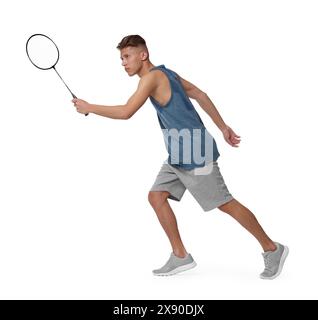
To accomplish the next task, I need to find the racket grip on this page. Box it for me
[72,93,89,116]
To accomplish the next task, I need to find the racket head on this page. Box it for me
[26,34,60,70]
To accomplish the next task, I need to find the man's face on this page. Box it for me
[120,46,145,76]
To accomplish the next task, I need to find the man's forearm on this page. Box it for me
[196,93,227,131]
[89,104,127,119]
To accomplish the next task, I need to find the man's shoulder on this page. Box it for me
[145,68,164,78]
[140,69,162,86]
[150,67,180,80]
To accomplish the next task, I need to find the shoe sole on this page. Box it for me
[260,246,289,280]
[153,261,197,276]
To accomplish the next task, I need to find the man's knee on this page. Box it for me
[148,191,170,209]
[218,198,237,213]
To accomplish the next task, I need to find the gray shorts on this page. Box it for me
[150,161,234,212]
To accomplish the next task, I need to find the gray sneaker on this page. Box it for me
[260,242,289,280]
[152,253,197,276]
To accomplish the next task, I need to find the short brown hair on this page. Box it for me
[116,35,147,50]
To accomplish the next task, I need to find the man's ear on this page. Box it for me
[140,51,148,61]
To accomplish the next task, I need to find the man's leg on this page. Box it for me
[218,198,276,252]
[148,191,188,258]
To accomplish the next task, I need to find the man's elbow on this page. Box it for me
[122,103,142,119]
[197,90,208,100]
[120,105,132,120]
[190,89,207,101]
[122,109,134,120]
[122,113,132,120]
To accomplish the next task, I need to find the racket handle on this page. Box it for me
[72,93,89,116]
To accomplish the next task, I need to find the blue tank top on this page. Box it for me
[149,65,220,170]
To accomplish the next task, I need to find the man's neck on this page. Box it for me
[138,61,155,77]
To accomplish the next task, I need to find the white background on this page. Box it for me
[1,0,317,299]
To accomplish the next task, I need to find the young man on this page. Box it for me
[72,35,289,280]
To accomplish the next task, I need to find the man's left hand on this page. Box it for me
[222,125,241,147]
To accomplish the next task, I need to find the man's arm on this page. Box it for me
[178,76,227,131]
[178,75,241,147]
[72,73,157,119]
